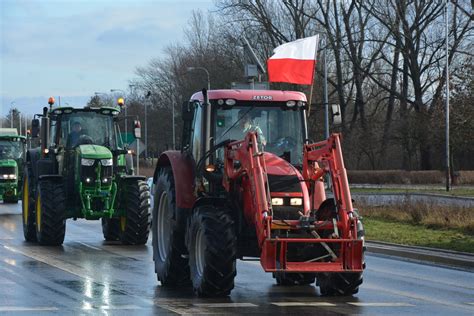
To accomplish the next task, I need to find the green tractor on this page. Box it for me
[23,99,150,245]
[0,129,26,203]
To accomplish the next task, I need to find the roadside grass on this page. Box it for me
[357,202,474,253]
[363,218,474,253]
[351,187,474,197]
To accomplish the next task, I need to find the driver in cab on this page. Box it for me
[67,121,86,148]
[239,110,266,147]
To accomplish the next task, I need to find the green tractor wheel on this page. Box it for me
[117,180,151,245]
[101,217,121,241]
[35,180,66,245]
[22,168,36,242]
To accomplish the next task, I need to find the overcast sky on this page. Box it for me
[0,0,213,115]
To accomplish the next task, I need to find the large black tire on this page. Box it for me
[316,198,364,296]
[274,272,316,286]
[152,168,190,286]
[101,217,121,241]
[186,205,237,297]
[118,180,151,245]
[3,194,19,203]
[35,180,66,245]
[22,168,36,242]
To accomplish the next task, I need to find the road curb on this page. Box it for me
[366,241,474,270]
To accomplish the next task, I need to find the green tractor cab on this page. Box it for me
[23,101,150,245]
[0,132,26,203]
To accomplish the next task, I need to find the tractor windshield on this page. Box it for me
[0,140,23,160]
[57,112,118,149]
[215,106,305,165]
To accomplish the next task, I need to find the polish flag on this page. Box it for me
[267,35,319,85]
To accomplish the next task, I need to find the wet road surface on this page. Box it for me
[1,202,473,315]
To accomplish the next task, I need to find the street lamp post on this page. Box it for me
[187,66,211,90]
[445,0,450,191]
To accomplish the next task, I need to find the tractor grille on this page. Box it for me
[0,166,15,174]
[101,165,113,185]
[81,163,96,185]
[0,166,16,183]
[267,175,302,193]
[81,161,113,186]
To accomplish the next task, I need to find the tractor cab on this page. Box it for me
[0,132,26,203]
[183,90,308,185]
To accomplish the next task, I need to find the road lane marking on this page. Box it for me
[193,303,258,308]
[100,305,142,310]
[78,241,102,251]
[0,307,59,312]
[272,302,335,307]
[466,303,474,305]
[348,302,415,307]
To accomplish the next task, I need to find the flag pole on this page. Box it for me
[307,34,320,117]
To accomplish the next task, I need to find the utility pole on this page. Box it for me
[445,0,450,191]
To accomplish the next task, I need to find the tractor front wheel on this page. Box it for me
[152,168,190,286]
[22,168,36,242]
[273,272,316,286]
[316,198,364,296]
[35,180,66,245]
[186,205,237,297]
[101,217,121,241]
[118,180,150,245]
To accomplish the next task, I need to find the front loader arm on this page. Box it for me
[303,133,355,238]
[223,132,272,246]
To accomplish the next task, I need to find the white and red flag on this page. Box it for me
[267,35,319,85]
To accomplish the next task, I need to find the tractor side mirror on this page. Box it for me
[31,119,40,138]
[331,104,342,126]
[133,120,141,139]
[182,101,194,122]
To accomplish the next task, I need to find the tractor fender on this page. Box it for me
[38,175,63,182]
[26,148,41,184]
[154,150,196,209]
[118,175,146,182]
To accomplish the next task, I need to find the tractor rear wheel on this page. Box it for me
[22,168,36,242]
[101,217,121,241]
[274,272,316,286]
[35,180,66,245]
[152,168,190,286]
[119,180,151,245]
[316,198,364,296]
[186,205,237,297]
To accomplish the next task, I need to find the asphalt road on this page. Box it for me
[0,202,473,315]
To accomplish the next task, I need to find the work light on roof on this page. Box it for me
[225,99,236,106]
[286,100,296,108]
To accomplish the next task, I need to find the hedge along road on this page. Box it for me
[0,202,473,315]
[352,192,474,208]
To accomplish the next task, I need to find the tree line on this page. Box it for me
[88,0,474,170]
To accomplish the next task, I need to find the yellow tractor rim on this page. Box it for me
[36,193,41,232]
[120,216,127,232]
[23,176,28,223]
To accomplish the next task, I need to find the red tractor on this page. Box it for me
[152,89,364,296]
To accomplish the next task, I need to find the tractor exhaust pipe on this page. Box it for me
[40,107,50,158]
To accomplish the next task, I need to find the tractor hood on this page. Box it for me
[264,152,301,177]
[78,144,113,159]
[0,159,17,168]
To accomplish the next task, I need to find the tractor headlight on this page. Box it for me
[101,158,113,166]
[290,198,303,206]
[1,174,16,179]
[81,158,95,166]
[271,198,284,206]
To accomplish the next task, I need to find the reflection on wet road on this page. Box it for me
[1,202,473,315]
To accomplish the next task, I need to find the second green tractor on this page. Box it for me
[23,99,150,245]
